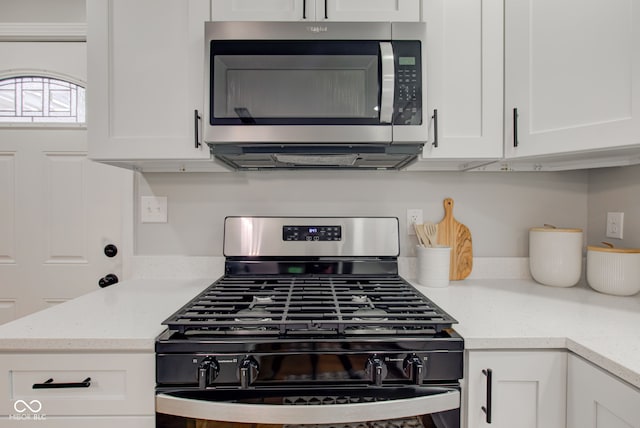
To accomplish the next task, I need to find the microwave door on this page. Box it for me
[206,40,393,144]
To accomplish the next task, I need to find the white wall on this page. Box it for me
[135,170,589,257]
[587,164,640,248]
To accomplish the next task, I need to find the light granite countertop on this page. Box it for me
[0,275,639,389]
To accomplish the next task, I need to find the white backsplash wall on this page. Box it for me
[587,164,640,248]
[135,170,588,257]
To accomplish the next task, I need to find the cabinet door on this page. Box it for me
[466,351,566,428]
[504,0,640,158]
[211,0,309,21]
[567,354,640,428]
[420,0,503,162]
[87,0,211,162]
[320,0,420,22]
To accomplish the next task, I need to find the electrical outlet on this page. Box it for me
[606,212,624,239]
[141,196,168,223]
[407,209,423,235]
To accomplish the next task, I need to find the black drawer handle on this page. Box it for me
[194,109,201,148]
[324,0,328,19]
[432,109,439,148]
[33,377,91,389]
[481,368,493,423]
[513,108,519,147]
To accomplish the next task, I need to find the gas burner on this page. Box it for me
[234,308,273,323]
[351,308,389,322]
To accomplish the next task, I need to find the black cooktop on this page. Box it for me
[162,275,457,337]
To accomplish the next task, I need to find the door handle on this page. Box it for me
[98,274,119,288]
[33,377,91,389]
[194,109,201,148]
[432,109,439,147]
[481,368,493,423]
[513,108,519,148]
[379,42,395,124]
[302,0,307,19]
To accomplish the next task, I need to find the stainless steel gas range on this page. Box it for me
[155,217,463,428]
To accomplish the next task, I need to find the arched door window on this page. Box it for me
[0,76,85,124]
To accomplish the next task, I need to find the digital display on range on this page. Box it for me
[283,225,342,241]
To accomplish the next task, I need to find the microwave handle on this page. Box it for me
[379,42,395,124]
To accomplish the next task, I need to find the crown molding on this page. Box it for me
[0,22,86,41]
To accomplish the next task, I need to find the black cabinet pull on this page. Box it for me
[324,0,328,19]
[194,109,201,148]
[33,377,91,389]
[432,109,439,147]
[513,108,519,147]
[481,368,493,423]
[303,0,306,19]
[98,274,119,288]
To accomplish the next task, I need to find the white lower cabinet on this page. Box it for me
[567,353,640,428]
[465,350,566,428]
[0,353,155,422]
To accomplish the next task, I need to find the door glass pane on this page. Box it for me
[0,76,85,124]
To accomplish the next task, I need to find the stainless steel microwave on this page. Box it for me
[203,21,427,170]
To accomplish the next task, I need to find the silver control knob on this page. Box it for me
[238,356,259,389]
[198,357,220,389]
[403,354,424,385]
[365,355,388,386]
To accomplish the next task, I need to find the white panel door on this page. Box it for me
[505,0,640,158]
[0,42,130,322]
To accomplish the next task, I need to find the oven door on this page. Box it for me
[156,386,460,428]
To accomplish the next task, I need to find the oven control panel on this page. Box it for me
[283,225,342,242]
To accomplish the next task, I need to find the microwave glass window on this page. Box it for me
[213,55,379,120]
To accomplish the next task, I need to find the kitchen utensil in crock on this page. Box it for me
[423,222,438,248]
[436,198,473,280]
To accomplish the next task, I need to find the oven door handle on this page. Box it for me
[379,41,395,124]
[156,387,459,425]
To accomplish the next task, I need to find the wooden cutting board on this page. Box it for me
[436,198,473,280]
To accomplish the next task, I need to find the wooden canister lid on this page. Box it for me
[587,245,640,254]
[529,226,583,233]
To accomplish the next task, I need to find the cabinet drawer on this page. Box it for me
[1,415,154,428]
[0,353,154,416]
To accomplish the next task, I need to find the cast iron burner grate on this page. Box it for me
[162,275,456,336]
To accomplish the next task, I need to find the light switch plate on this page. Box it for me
[141,196,168,223]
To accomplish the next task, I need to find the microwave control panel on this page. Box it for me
[393,41,422,126]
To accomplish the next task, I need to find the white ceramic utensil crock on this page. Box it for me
[529,227,583,287]
[587,245,640,296]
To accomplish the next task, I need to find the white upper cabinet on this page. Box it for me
[415,0,503,167]
[88,0,219,172]
[504,0,640,159]
[211,0,420,22]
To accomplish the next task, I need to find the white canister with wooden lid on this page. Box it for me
[587,244,640,296]
[529,226,583,287]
